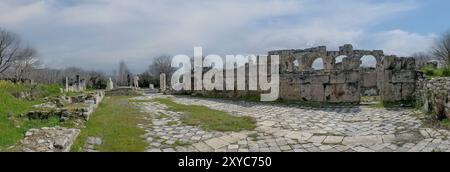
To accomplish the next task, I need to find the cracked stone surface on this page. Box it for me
[133,94,450,152]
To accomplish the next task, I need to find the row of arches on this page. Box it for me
[291,55,378,70]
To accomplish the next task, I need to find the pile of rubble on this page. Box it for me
[17,127,80,152]
[15,91,104,152]
[27,91,104,123]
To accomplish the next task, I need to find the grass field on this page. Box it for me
[71,96,148,152]
[0,81,63,150]
[153,98,256,132]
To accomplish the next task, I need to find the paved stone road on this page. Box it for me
[133,94,450,152]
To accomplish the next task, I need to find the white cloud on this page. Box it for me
[0,0,437,72]
[369,30,436,56]
[0,0,49,27]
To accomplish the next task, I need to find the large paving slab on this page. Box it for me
[132,94,450,152]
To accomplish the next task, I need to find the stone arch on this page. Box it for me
[334,55,347,64]
[304,53,326,70]
[284,54,296,72]
[333,55,348,70]
[293,59,300,71]
[360,55,377,69]
[359,55,380,97]
[293,59,300,67]
[312,58,325,70]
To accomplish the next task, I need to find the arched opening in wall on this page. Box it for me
[360,55,377,69]
[334,55,347,69]
[293,59,300,71]
[359,55,379,103]
[293,59,300,67]
[312,58,324,70]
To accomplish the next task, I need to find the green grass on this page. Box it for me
[0,81,64,150]
[128,99,153,103]
[166,121,178,126]
[153,98,256,132]
[422,65,450,78]
[442,119,450,128]
[172,140,191,147]
[157,112,169,119]
[248,133,259,141]
[71,96,148,152]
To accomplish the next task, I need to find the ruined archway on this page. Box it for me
[312,58,325,70]
[333,55,348,70]
[293,59,300,71]
[359,55,379,100]
[360,55,377,69]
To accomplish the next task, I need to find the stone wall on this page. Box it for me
[378,56,418,102]
[360,68,378,96]
[279,70,360,102]
[170,44,418,103]
[419,77,450,120]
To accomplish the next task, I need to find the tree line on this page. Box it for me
[0,27,173,89]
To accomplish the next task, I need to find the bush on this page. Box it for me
[442,65,450,76]
[421,65,450,77]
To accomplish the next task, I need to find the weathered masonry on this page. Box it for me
[172,44,419,103]
[273,44,417,103]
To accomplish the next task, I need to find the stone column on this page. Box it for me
[76,75,80,92]
[65,77,69,92]
[160,73,166,92]
[80,79,85,91]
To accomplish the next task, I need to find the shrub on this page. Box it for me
[421,65,450,77]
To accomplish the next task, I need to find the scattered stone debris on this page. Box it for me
[12,91,105,152]
[27,91,104,125]
[105,87,143,96]
[17,127,80,152]
[83,137,103,152]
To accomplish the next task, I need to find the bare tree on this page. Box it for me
[433,31,450,65]
[0,28,22,75]
[412,52,435,69]
[28,68,62,84]
[86,70,107,89]
[149,55,174,77]
[11,46,41,80]
[116,60,130,86]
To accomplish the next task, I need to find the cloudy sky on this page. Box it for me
[0,0,449,73]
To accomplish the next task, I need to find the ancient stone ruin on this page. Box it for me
[64,75,87,92]
[419,77,450,120]
[17,127,80,152]
[169,44,418,104]
[160,73,167,92]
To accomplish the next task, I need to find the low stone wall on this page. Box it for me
[105,87,143,96]
[420,77,450,120]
